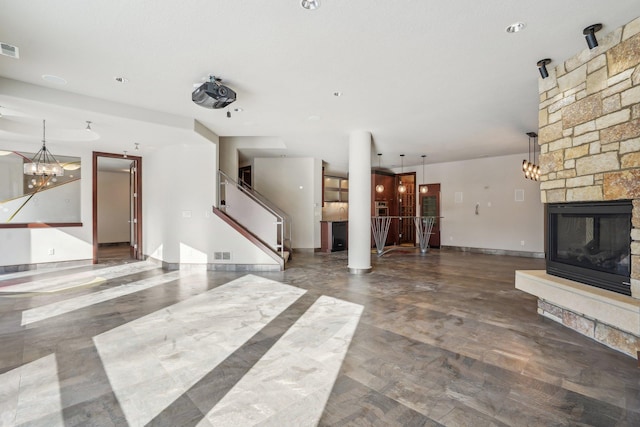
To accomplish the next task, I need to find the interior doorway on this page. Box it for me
[420,183,441,248]
[238,165,252,187]
[92,152,142,264]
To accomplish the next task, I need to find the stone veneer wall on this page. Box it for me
[538,16,640,299]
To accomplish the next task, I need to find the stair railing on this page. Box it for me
[217,170,292,260]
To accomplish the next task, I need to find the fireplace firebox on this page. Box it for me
[546,201,632,296]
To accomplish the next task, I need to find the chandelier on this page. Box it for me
[23,120,64,185]
[522,131,540,181]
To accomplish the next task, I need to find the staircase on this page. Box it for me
[216,171,292,269]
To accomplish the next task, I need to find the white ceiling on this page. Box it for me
[0,0,638,174]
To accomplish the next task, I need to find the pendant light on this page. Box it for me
[398,154,406,193]
[522,132,540,181]
[375,153,384,193]
[420,154,428,194]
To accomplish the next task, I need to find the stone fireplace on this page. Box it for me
[516,16,640,358]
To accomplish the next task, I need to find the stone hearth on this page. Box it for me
[516,270,640,358]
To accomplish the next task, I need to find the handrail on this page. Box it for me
[217,170,292,260]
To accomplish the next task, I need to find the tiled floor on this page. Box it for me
[0,249,638,426]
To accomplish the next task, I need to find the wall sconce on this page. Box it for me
[398,154,406,193]
[583,23,602,49]
[522,132,540,181]
[537,58,551,79]
[375,153,385,193]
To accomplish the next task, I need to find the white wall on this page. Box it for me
[218,138,239,181]
[0,144,94,267]
[142,140,278,266]
[406,153,544,253]
[0,127,279,268]
[225,182,279,248]
[0,154,23,200]
[253,157,322,249]
[218,136,287,183]
[0,180,81,223]
[97,170,130,244]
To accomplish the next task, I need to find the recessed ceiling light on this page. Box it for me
[506,22,526,33]
[333,91,342,97]
[301,0,319,10]
[114,76,129,84]
[42,74,67,85]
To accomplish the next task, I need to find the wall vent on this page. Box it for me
[214,252,232,260]
[1,42,19,59]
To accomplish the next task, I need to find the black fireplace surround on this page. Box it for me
[547,201,632,296]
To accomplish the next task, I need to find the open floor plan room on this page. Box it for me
[1,250,638,426]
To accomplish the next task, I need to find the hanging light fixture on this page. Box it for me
[522,132,540,181]
[23,119,64,182]
[375,153,385,193]
[420,155,428,194]
[398,154,406,193]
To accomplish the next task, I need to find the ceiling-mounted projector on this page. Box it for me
[192,77,236,109]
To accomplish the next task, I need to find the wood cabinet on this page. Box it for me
[420,183,441,248]
[371,173,396,208]
[371,171,398,246]
[324,175,348,203]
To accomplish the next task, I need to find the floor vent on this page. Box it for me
[1,42,19,59]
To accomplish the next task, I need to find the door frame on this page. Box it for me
[92,151,143,263]
[419,183,441,248]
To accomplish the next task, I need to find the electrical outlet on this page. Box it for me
[520,240,525,246]
[48,248,55,255]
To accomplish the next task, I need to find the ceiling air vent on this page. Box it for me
[1,42,19,59]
